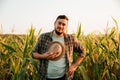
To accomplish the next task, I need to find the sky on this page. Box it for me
[0,0,120,35]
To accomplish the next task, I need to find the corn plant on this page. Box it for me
[0,27,41,80]
[73,18,120,80]
[0,18,120,80]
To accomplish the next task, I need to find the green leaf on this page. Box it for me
[0,41,16,52]
[79,65,89,80]
[76,23,81,38]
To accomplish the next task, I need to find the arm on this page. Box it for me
[32,52,47,60]
[32,34,58,60]
[72,35,86,67]
[67,36,86,75]
[32,51,60,60]
[67,52,85,76]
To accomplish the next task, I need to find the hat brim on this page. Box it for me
[47,41,65,61]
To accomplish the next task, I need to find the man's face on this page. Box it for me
[54,19,68,35]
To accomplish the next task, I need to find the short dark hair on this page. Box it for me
[55,15,69,21]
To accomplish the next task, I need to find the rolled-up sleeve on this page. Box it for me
[73,36,86,57]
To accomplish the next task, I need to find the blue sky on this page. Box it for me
[0,0,120,35]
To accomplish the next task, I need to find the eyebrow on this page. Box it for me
[58,21,66,26]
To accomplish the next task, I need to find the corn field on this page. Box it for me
[0,19,120,80]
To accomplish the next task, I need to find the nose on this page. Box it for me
[59,24,63,28]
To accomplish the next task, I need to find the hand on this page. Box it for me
[66,64,78,76]
[42,52,58,60]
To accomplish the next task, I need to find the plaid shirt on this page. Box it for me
[32,31,85,80]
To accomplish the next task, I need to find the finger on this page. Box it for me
[47,54,56,60]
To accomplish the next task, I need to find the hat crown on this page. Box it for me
[48,43,62,55]
[47,41,65,60]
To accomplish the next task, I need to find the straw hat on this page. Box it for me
[47,41,65,61]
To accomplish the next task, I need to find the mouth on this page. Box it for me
[57,27,62,30]
[55,29,63,35]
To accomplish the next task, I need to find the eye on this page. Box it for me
[58,22,65,26]
[58,22,62,25]
[62,23,65,26]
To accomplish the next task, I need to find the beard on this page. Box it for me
[55,29,63,35]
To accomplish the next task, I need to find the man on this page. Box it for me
[32,15,86,80]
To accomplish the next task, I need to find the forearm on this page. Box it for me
[67,55,85,76]
[73,45,86,69]
[73,55,85,69]
[32,52,45,60]
[74,43,86,67]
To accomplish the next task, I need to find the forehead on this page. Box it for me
[56,19,68,24]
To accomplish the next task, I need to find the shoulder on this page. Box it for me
[38,31,52,40]
[64,33,73,38]
[41,32,51,36]
[65,33,76,40]
[40,31,52,37]
[64,33,76,43]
